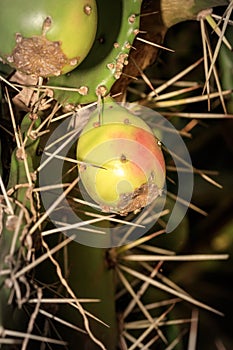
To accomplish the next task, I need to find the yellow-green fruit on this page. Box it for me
[0,0,97,77]
[77,103,166,215]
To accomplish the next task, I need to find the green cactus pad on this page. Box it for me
[48,0,141,105]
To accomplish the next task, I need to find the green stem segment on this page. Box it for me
[59,244,117,350]
[161,0,229,27]
[0,115,41,331]
[49,0,141,105]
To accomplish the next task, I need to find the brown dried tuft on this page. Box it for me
[7,34,79,77]
[118,182,161,216]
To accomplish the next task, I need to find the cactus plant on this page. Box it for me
[0,1,232,350]
[0,0,97,77]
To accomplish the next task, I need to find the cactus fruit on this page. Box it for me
[77,102,166,215]
[0,0,97,77]
[49,0,141,105]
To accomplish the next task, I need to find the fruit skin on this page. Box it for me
[0,0,97,77]
[77,102,166,215]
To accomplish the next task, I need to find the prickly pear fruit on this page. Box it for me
[77,102,166,215]
[0,0,97,77]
